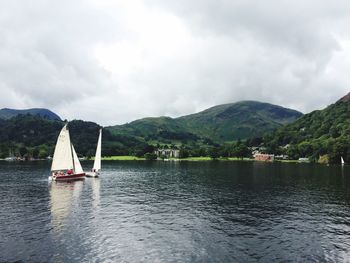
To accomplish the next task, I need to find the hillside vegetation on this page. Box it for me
[108,101,302,144]
[264,93,350,163]
[0,100,303,160]
[0,115,149,159]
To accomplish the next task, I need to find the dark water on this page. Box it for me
[1,161,350,262]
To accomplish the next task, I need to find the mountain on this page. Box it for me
[0,100,304,159]
[108,101,303,144]
[178,101,303,141]
[264,92,350,163]
[0,108,62,121]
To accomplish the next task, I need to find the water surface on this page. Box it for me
[1,161,350,262]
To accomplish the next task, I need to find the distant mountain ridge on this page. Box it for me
[108,101,303,143]
[0,108,61,121]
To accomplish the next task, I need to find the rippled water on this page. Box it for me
[1,161,350,262]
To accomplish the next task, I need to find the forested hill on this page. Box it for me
[178,101,302,141]
[0,115,149,159]
[0,100,303,159]
[0,108,61,121]
[264,92,350,163]
[108,101,303,143]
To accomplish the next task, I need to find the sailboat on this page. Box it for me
[86,128,102,178]
[50,124,86,181]
[341,156,345,166]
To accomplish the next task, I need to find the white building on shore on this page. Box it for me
[155,149,180,159]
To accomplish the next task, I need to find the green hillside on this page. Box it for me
[0,115,148,159]
[0,108,62,121]
[108,101,303,144]
[109,116,203,146]
[178,101,302,141]
[0,101,303,159]
[264,93,350,163]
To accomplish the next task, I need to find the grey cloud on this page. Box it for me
[0,0,118,114]
[0,0,349,125]
[144,0,350,110]
[147,0,346,66]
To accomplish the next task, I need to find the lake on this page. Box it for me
[1,161,350,262]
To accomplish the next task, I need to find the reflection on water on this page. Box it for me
[91,178,100,209]
[49,181,84,232]
[1,161,350,262]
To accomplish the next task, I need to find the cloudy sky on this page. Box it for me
[1,0,350,125]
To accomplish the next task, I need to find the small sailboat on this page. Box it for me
[341,156,345,166]
[86,129,102,178]
[50,124,86,181]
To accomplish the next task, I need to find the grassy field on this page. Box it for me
[222,157,253,161]
[275,159,307,163]
[101,156,145,161]
[178,157,211,161]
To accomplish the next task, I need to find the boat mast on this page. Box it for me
[70,143,75,172]
[68,124,76,172]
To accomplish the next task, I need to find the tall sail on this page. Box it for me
[72,145,84,174]
[51,124,74,171]
[93,129,102,171]
[341,156,345,165]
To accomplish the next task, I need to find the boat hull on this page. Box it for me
[52,173,86,181]
[86,172,99,178]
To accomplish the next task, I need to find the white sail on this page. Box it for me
[72,145,84,174]
[51,124,74,171]
[341,156,345,165]
[93,129,102,171]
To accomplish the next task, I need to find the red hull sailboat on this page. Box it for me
[50,124,86,181]
[52,172,86,181]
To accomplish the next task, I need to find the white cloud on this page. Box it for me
[0,0,350,125]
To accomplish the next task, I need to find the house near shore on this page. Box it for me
[251,147,268,156]
[254,153,275,162]
[155,149,180,159]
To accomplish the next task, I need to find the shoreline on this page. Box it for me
[0,156,312,164]
[99,156,307,163]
